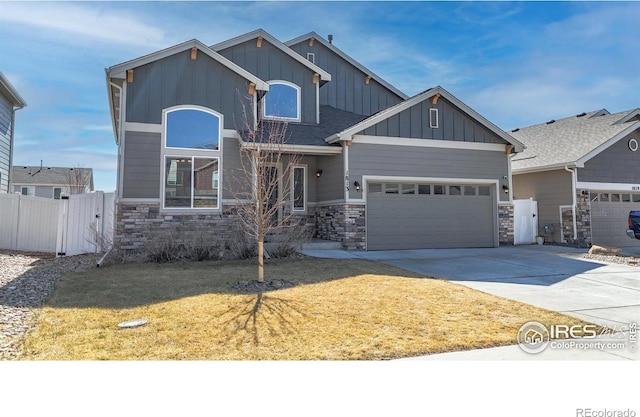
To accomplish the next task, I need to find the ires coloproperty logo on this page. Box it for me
[517,321,550,353]
[517,321,637,354]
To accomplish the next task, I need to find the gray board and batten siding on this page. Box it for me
[287,40,404,116]
[347,143,510,202]
[0,94,12,193]
[125,49,255,128]
[216,39,318,124]
[360,96,509,144]
[578,129,640,184]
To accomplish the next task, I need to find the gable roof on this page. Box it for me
[284,32,408,100]
[12,166,94,190]
[106,39,269,91]
[211,29,331,83]
[324,86,524,151]
[0,72,26,108]
[510,109,640,173]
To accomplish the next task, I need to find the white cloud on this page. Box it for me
[0,3,168,48]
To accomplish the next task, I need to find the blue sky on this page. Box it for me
[1,1,639,192]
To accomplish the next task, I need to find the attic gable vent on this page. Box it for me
[546,119,556,125]
[576,112,587,117]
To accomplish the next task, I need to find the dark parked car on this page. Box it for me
[627,211,640,239]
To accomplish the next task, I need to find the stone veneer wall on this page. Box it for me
[314,203,366,250]
[575,190,592,246]
[498,203,514,245]
[115,203,240,253]
[115,202,314,256]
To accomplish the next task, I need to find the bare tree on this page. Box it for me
[64,166,91,195]
[229,103,303,282]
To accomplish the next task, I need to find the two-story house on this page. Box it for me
[0,72,26,194]
[106,29,523,253]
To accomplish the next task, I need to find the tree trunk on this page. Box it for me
[258,238,264,282]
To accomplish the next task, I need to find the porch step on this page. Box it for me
[299,239,343,250]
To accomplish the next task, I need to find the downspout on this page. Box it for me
[7,105,25,193]
[564,166,578,241]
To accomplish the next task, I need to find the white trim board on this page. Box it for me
[354,135,508,152]
[577,182,640,192]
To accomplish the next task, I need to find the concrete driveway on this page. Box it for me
[302,244,640,359]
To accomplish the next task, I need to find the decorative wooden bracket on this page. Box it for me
[257,36,263,48]
[248,82,256,96]
[505,144,514,154]
[312,73,320,84]
[431,93,440,105]
[345,140,352,147]
[127,69,134,83]
[365,76,372,85]
[190,47,198,60]
[309,37,315,47]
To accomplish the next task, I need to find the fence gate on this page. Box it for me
[513,198,538,245]
[0,192,114,256]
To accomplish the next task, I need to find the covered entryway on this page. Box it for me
[366,181,497,250]
[590,191,640,247]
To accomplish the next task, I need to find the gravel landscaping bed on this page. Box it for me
[0,251,99,360]
[580,253,640,267]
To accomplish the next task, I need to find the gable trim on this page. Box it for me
[576,121,640,167]
[325,86,524,152]
[614,108,640,125]
[107,39,269,91]
[354,135,509,152]
[211,29,331,82]
[284,32,408,100]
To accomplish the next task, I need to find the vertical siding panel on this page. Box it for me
[387,113,400,137]
[410,105,422,139]
[398,109,411,137]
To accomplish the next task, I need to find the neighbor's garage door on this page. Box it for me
[590,191,640,247]
[367,182,497,250]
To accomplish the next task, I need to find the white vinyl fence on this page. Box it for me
[0,192,114,256]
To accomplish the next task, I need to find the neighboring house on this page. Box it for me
[0,72,27,194]
[12,166,94,198]
[106,29,523,252]
[511,109,640,247]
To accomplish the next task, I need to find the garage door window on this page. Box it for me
[418,184,431,195]
[369,182,493,197]
[401,184,415,194]
[369,183,382,194]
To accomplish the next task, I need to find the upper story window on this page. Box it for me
[166,108,221,150]
[263,81,301,122]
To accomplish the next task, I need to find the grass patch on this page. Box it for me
[22,257,586,360]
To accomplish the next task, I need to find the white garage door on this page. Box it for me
[590,191,640,247]
[367,182,497,250]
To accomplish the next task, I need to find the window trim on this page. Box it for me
[306,53,315,64]
[163,156,220,210]
[291,165,307,213]
[429,108,439,129]
[161,105,223,212]
[164,106,223,151]
[263,80,302,122]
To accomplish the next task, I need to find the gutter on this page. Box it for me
[564,166,578,242]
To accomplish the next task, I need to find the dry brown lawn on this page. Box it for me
[22,257,586,360]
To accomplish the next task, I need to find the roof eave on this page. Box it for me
[107,39,269,91]
[0,72,27,108]
[512,163,578,175]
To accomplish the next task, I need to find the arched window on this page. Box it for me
[166,108,220,150]
[163,107,222,210]
[263,81,301,121]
